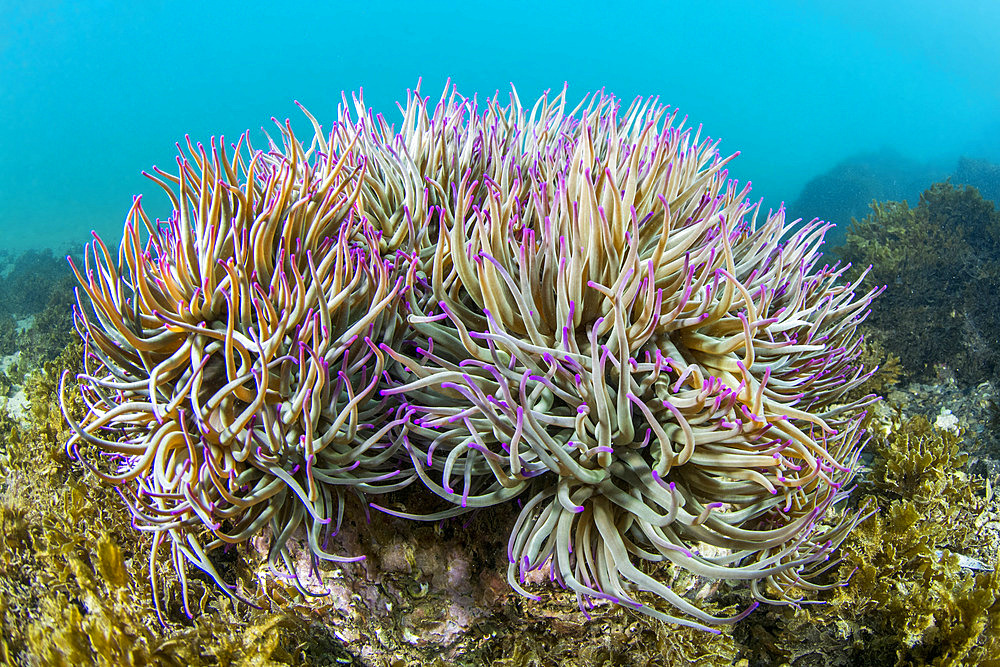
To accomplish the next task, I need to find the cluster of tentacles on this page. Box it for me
[62,83,880,630]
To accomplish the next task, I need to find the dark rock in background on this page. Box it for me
[789,147,947,248]
[954,156,1000,206]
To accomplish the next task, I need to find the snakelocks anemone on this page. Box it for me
[62,83,879,631]
[369,86,880,631]
[61,123,413,621]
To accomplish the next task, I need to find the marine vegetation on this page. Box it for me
[808,415,998,667]
[60,83,879,634]
[710,413,999,667]
[0,248,76,319]
[836,416,999,665]
[837,182,1000,384]
[0,249,76,372]
[0,344,358,666]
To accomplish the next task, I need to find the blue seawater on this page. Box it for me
[1,0,998,254]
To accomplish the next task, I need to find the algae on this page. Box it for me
[838,182,1000,384]
[0,238,996,665]
[0,343,355,667]
[811,416,997,666]
[3,342,996,665]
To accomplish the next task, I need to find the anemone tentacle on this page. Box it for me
[63,83,877,629]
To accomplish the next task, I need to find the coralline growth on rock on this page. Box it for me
[61,83,880,631]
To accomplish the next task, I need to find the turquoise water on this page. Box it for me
[2,0,999,254]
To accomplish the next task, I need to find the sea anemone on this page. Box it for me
[372,86,880,631]
[61,83,879,632]
[60,123,412,621]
